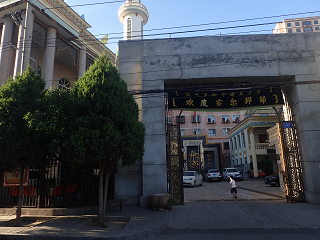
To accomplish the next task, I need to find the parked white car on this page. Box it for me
[223,168,242,181]
[205,169,222,182]
[183,171,203,187]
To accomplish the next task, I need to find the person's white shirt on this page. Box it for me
[230,179,236,188]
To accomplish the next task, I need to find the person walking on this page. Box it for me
[229,176,237,198]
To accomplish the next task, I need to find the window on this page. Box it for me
[223,128,230,136]
[314,20,319,24]
[176,116,185,123]
[141,21,143,39]
[166,117,172,124]
[261,113,268,116]
[193,129,200,135]
[233,115,240,122]
[208,129,216,136]
[224,142,229,150]
[296,28,301,32]
[192,115,201,123]
[59,78,70,90]
[127,18,132,40]
[287,23,292,27]
[288,29,293,33]
[207,115,215,123]
[180,129,185,136]
[302,21,312,26]
[295,22,300,26]
[222,115,229,123]
[304,27,313,32]
[315,26,320,31]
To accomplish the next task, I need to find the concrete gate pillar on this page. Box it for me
[0,15,14,85]
[249,127,258,178]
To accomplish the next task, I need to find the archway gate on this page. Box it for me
[166,85,304,203]
[118,33,320,206]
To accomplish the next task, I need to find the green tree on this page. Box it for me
[0,66,45,226]
[72,55,145,227]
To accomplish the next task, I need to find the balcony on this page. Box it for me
[248,143,275,155]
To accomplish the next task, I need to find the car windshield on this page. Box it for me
[209,170,219,173]
[227,169,238,172]
[184,172,195,176]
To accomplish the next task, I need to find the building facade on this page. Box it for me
[228,115,279,178]
[273,16,320,34]
[0,0,116,88]
[167,110,246,171]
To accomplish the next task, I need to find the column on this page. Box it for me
[0,15,14,85]
[77,46,86,79]
[13,11,26,77]
[43,27,56,89]
[249,127,258,177]
[21,3,34,73]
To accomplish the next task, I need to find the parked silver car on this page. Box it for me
[205,169,222,182]
[223,168,242,181]
[183,171,203,187]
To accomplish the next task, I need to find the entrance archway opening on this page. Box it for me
[165,76,304,204]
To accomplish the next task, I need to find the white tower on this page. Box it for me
[118,0,149,40]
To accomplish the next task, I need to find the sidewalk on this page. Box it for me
[0,179,316,240]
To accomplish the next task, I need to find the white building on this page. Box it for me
[228,114,279,178]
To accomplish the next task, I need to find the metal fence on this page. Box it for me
[0,161,108,208]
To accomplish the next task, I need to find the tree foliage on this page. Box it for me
[72,55,145,226]
[0,66,46,168]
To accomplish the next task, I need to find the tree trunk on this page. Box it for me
[98,168,104,227]
[16,166,24,226]
[103,172,109,220]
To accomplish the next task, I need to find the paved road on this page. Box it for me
[149,179,320,240]
[184,178,285,202]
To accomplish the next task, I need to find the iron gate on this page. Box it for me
[166,124,183,204]
[278,121,305,202]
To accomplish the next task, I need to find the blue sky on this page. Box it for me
[64,0,320,54]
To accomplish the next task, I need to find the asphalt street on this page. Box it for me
[149,179,320,240]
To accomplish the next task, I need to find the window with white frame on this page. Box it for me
[193,129,200,135]
[207,115,215,123]
[296,28,301,32]
[314,20,319,24]
[223,128,230,136]
[180,129,185,136]
[233,115,240,122]
[59,78,70,90]
[288,29,293,33]
[222,115,229,123]
[287,23,292,27]
[295,22,300,26]
[208,129,216,136]
[315,26,320,31]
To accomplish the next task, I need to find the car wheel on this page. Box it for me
[193,181,197,187]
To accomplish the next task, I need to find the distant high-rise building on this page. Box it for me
[273,16,320,34]
[118,0,149,40]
